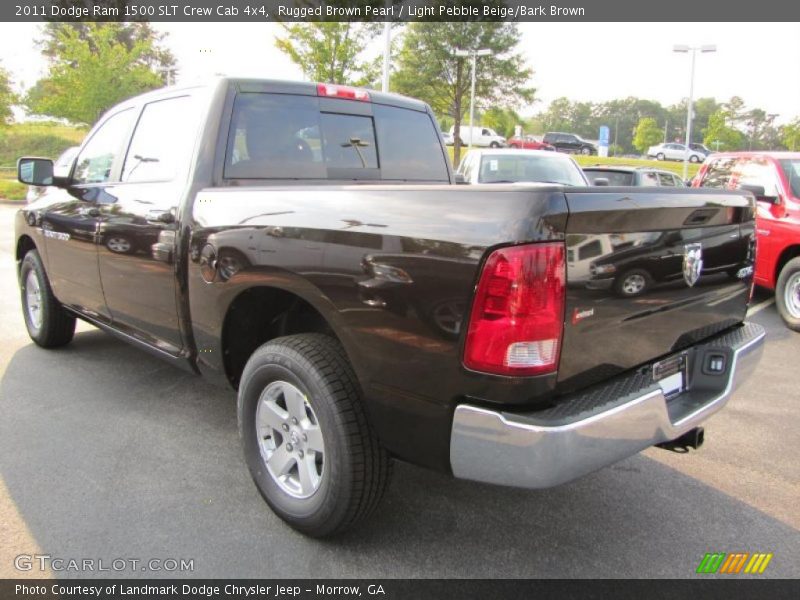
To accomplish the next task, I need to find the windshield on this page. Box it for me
[780,159,800,198]
[584,170,633,185]
[478,154,588,186]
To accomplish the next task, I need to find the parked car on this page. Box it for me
[449,125,506,148]
[507,134,555,151]
[543,132,597,155]
[456,148,589,186]
[16,78,764,537]
[441,131,454,146]
[690,143,712,157]
[693,151,800,330]
[583,166,686,187]
[647,142,706,163]
[26,146,80,202]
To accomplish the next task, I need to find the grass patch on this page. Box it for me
[0,179,27,201]
[0,122,86,168]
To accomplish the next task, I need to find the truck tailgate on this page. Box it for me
[558,188,755,393]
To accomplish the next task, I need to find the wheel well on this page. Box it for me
[775,245,800,284]
[16,235,36,267]
[222,286,337,389]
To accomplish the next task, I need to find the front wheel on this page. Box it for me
[19,250,76,347]
[613,269,652,297]
[238,334,392,537]
[656,153,665,161]
[689,154,701,163]
[489,141,500,148]
[581,146,592,155]
[775,257,800,332]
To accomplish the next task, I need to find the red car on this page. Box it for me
[507,135,555,151]
[693,152,800,330]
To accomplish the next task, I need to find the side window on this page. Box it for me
[657,172,676,187]
[640,172,659,187]
[698,158,736,189]
[737,158,780,197]
[578,239,603,260]
[72,109,135,185]
[672,174,685,187]
[122,96,198,183]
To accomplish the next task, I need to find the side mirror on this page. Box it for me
[593,178,610,187]
[18,157,55,186]
[739,184,779,204]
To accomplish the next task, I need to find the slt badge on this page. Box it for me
[683,243,703,287]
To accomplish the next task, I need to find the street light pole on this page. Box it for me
[673,44,716,180]
[454,48,491,150]
[381,0,392,93]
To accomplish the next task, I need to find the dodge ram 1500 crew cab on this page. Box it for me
[16,78,765,537]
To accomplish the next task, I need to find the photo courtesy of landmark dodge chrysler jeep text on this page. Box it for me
[16,79,765,537]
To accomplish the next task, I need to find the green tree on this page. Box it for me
[26,24,169,125]
[39,21,175,74]
[0,64,16,126]
[632,117,663,154]
[481,107,521,138]
[782,119,800,151]
[393,21,534,164]
[703,111,745,151]
[275,22,381,86]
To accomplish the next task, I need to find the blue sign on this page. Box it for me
[599,125,610,147]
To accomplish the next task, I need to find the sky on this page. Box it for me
[0,21,798,123]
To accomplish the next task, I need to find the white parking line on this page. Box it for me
[746,297,775,317]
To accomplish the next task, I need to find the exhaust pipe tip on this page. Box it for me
[656,427,705,453]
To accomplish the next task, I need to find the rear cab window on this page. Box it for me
[224,92,448,182]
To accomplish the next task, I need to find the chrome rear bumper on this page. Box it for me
[450,322,765,489]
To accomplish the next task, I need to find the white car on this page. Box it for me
[456,148,589,186]
[449,125,506,148]
[441,131,454,146]
[647,142,706,163]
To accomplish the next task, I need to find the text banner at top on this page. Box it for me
[4,0,800,22]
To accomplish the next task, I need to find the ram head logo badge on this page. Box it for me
[683,243,703,287]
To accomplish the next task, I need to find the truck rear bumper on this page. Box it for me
[450,322,765,489]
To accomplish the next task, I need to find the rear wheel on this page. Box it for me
[614,269,652,297]
[19,250,75,347]
[238,333,392,537]
[775,257,800,332]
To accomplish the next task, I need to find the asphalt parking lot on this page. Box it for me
[0,202,797,579]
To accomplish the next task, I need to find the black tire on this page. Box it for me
[238,333,392,537]
[689,154,701,163]
[19,249,76,348]
[613,268,653,298]
[775,257,800,332]
[656,153,665,161]
[489,141,500,148]
[581,146,592,155]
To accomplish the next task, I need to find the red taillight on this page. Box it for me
[317,83,370,101]
[464,242,566,377]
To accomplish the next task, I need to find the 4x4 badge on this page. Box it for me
[683,243,703,287]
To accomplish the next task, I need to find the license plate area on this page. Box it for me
[653,353,688,398]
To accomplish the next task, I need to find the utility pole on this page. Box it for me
[673,44,716,180]
[453,48,492,149]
